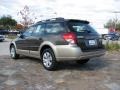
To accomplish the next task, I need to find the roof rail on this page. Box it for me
[45,17,64,21]
[36,17,65,24]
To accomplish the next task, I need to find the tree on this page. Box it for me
[104,18,120,31]
[0,15,17,30]
[16,24,24,30]
[18,5,36,28]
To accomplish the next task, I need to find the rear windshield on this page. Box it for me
[67,21,98,34]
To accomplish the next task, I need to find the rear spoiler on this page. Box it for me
[67,19,89,24]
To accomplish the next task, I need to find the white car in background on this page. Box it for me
[0,35,5,42]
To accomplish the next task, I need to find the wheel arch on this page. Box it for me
[9,42,17,51]
[39,42,57,59]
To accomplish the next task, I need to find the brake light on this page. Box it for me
[63,32,77,44]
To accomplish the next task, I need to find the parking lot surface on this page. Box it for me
[0,39,120,90]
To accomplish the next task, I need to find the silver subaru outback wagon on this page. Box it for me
[10,18,105,70]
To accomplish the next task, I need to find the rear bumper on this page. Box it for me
[55,45,106,61]
[78,50,105,59]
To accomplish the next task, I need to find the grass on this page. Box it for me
[105,41,120,51]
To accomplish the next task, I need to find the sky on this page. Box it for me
[0,0,120,29]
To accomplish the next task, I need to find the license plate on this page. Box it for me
[89,40,96,45]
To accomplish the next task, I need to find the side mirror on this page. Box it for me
[20,34,24,39]
[17,32,24,39]
[18,30,26,39]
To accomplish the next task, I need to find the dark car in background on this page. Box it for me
[104,32,120,40]
[0,29,9,35]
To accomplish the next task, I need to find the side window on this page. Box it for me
[45,23,64,34]
[32,24,45,36]
[23,26,35,37]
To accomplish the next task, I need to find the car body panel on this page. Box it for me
[52,45,105,61]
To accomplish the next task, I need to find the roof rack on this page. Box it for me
[46,17,64,21]
[36,18,89,24]
[36,17,65,24]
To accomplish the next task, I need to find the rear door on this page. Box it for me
[67,20,104,52]
[29,24,45,57]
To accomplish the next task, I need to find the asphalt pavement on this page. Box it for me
[0,38,12,56]
[0,39,120,90]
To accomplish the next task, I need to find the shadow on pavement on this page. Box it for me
[57,58,109,71]
[18,56,109,71]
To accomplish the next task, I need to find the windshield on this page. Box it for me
[67,21,98,34]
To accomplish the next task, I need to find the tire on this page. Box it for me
[10,45,19,59]
[41,48,57,71]
[76,59,90,64]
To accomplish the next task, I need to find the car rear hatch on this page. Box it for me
[67,20,104,52]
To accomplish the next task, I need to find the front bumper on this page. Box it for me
[55,45,106,61]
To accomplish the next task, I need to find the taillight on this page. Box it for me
[63,32,77,44]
